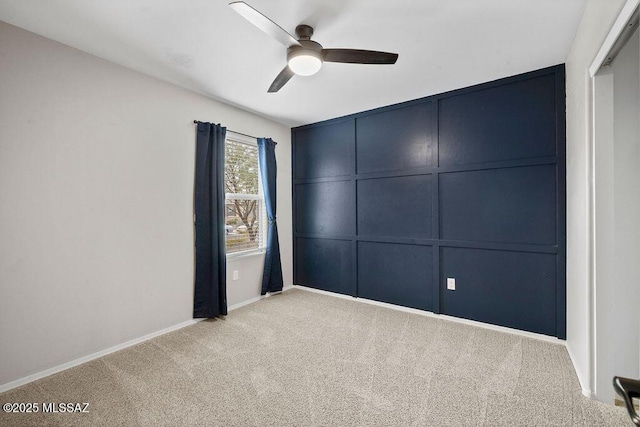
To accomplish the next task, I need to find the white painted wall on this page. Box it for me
[227,253,270,308]
[0,21,292,388]
[565,0,627,396]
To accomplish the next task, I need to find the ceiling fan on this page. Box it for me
[229,1,399,92]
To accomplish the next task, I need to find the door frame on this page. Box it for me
[589,0,640,403]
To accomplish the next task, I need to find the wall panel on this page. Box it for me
[358,242,432,311]
[295,181,354,236]
[292,65,566,338]
[293,119,355,179]
[438,74,557,166]
[440,247,557,336]
[296,238,353,295]
[439,165,557,245]
[358,175,432,239]
[356,102,435,174]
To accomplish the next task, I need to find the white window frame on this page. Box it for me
[224,131,267,259]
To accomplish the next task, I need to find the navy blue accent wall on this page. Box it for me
[292,65,566,338]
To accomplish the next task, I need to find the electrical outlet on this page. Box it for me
[447,277,456,290]
[233,270,239,281]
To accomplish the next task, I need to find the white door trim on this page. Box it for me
[590,0,640,77]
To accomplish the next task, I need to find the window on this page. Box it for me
[224,132,266,255]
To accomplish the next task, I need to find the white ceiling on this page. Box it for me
[0,0,586,127]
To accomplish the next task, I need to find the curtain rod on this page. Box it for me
[193,120,275,144]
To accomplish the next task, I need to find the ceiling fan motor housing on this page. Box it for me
[288,24,323,68]
[287,40,323,62]
[295,24,314,40]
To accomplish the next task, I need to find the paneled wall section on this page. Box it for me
[292,65,566,338]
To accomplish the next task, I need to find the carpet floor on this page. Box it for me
[0,287,631,426]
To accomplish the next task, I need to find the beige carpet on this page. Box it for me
[0,288,631,426]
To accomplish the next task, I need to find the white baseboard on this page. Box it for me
[294,285,565,345]
[228,296,264,311]
[227,285,295,312]
[0,318,205,394]
[582,388,594,398]
[565,344,593,398]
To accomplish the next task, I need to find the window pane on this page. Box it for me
[225,139,259,195]
[226,199,262,254]
[224,136,266,255]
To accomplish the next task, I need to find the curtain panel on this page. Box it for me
[193,122,227,318]
[257,138,284,295]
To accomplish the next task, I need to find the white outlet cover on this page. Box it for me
[233,270,239,280]
[447,277,456,290]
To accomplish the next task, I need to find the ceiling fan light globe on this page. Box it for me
[288,53,322,76]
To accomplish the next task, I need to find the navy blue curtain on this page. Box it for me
[193,122,227,318]
[257,138,283,295]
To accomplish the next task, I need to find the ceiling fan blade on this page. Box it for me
[229,1,301,48]
[322,49,398,64]
[268,66,295,93]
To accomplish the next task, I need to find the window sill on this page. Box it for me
[226,249,266,261]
